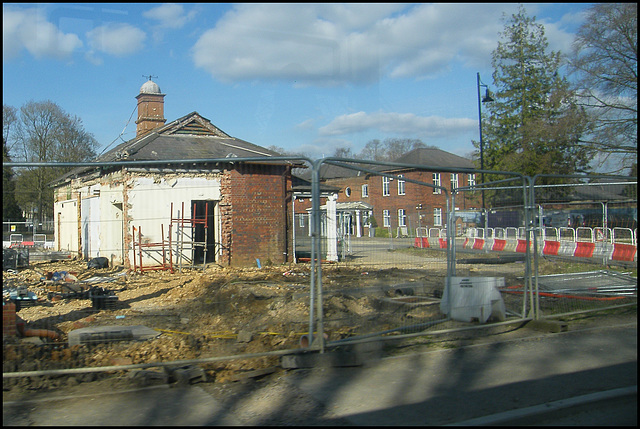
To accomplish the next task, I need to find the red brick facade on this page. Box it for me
[135,93,166,136]
[221,163,292,266]
[295,169,481,232]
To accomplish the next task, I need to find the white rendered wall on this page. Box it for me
[127,176,221,266]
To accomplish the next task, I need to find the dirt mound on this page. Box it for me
[5,260,434,391]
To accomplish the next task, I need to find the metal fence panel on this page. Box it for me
[3,157,637,387]
[301,159,532,348]
[4,157,316,385]
[530,175,637,318]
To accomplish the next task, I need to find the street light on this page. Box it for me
[476,72,493,210]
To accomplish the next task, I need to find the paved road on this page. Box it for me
[3,318,636,425]
[281,322,637,425]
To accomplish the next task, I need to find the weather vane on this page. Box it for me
[143,74,158,81]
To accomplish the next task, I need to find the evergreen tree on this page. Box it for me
[3,139,24,222]
[479,5,592,183]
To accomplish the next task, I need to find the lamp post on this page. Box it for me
[476,72,493,211]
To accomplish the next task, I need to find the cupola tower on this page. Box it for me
[135,76,166,136]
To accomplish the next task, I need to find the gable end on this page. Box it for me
[164,116,229,138]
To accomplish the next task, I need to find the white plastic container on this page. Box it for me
[440,277,506,324]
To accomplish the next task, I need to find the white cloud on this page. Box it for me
[3,6,82,60]
[143,3,196,29]
[295,119,316,130]
[86,23,146,57]
[319,111,476,138]
[192,3,527,86]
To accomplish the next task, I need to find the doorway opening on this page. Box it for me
[192,200,216,264]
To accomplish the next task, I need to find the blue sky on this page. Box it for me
[3,3,593,160]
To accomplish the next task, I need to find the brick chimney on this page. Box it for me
[135,78,166,137]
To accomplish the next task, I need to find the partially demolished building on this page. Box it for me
[51,79,296,268]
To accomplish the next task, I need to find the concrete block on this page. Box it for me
[129,369,169,386]
[236,330,253,343]
[171,365,206,385]
[20,337,44,345]
[68,325,160,346]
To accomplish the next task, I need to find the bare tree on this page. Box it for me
[12,100,97,224]
[358,138,428,161]
[332,147,354,158]
[384,138,426,161]
[266,145,308,158]
[3,104,18,154]
[569,3,637,172]
[359,139,386,161]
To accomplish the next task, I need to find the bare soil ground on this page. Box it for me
[3,252,635,400]
[2,257,451,392]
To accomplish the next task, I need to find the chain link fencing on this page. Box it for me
[2,157,637,387]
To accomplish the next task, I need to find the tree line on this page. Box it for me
[270,137,436,162]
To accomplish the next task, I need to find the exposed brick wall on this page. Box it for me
[219,171,233,266]
[221,164,289,267]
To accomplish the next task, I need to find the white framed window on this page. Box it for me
[362,184,369,198]
[433,173,441,194]
[397,175,405,195]
[434,208,442,226]
[299,214,306,227]
[382,209,391,227]
[468,173,476,187]
[382,177,390,196]
[398,209,407,227]
[450,173,459,190]
[345,187,351,197]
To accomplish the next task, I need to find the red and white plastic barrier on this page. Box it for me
[415,233,637,262]
[611,243,637,262]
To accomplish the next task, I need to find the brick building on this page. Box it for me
[51,79,298,268]
[294,148,481,237]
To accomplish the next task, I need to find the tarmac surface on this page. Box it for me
[3,312,637,426]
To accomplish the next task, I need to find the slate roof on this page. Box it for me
[392,147,475,169]
[297,147,475,181]
[52,112,291,186]
[99,112,281,162]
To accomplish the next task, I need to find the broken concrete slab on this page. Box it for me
[20,336,45,345]
[129,369,169,386]
[236,330,253,343]
[68,325,161,346]
[170,365,206,385]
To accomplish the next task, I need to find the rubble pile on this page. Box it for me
[3,259,446,392]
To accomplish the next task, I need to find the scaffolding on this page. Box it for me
[170,202,209,271]
[131,224,174,273]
